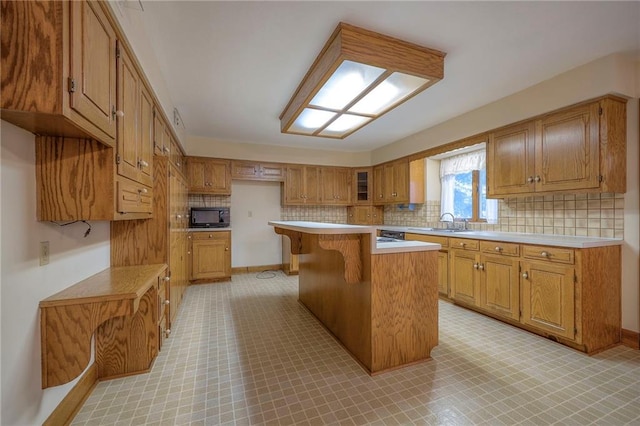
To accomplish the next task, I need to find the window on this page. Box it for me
[440,149,497,223]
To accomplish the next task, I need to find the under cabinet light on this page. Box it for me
[280,22,446,139]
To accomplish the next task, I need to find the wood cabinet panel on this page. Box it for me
[320,167,351,204]
[536,103,600,192]
[479,254,520,321]
[283,165,320,204]
[191,231,231,281]
[352,168,373,204]
[480,241,520,257]
[1,0,117,144]
[487,96,627,198]
[187,157,231,194]
[437,251,449,297]
[116,45,141,184]
[116,179,152,215]
[347,206,383,225]
[521,261,575,340]
[231,161,284,181]
[373,159,423,204]
[450,249,479,306]
[487,121,535,196]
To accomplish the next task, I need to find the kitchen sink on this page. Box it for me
[408,227,471,233]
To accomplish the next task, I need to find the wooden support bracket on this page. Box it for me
[274,227,305,254]
[318,234,363,284]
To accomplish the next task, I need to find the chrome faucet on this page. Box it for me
[440,212,455,229]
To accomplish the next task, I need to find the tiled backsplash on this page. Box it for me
[281,206,348,224]
[385,193,625,239]
[188,194,231,208]
[190,193,624,239]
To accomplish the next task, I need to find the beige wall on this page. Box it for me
[0,121,111,425]
[187,136,371,167]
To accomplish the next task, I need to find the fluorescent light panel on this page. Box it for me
[280,22,445,139]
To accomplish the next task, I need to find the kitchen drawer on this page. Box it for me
[191,231,230,241]
[116,179,152,214]
[522,245,574,264]
[157,277,168,320]
[450,238,479,251]
[480,241,520,257]
[406,233,449,248]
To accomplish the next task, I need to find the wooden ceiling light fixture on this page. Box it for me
[280,22,446,139]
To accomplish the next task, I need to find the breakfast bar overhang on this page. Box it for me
[270,221,441,375]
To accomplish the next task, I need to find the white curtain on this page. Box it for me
[440,150,498,223]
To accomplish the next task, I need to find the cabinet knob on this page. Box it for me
[163,276,170,282]
[459,242,466,247]
[479,263,485,271]
[473,263,479,269]
[164,299,170,305]
[534,176,541,183]
[208,234,213,238]
[139,188,148,194]
[495,246,502,252]
[115,110,124,117]
[527,176,534,183]
[177,214,182,219]
[522,272,529,279]
[165,329,171,337]
[225,247,229,251]
[139,159,149,168]
[177,161,181,167]
[163,146,170,154]
[540,251,549,258]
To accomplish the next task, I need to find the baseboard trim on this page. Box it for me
[621,329,640,350]
[231,264,282,274]
[43,363,97,426]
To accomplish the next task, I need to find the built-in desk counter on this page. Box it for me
[269,221,440,375]
[40,264,168,388]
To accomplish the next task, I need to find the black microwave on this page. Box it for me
[190,207,230,228]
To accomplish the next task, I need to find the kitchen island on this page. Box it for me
[269,221,441,374]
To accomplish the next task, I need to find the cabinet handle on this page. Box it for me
[534,176,541,183]
[495,246,502,252]
[527,176,534,183]
[540,251,549,258]
[473,263,479,269]
[522,272,529,279]
[139,159,149,168]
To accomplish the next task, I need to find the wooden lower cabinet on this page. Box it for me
[157,274,170,350]
[450,249,480,306]
[347,206,384,225]
[520,260,575,340]
[191,231,231,282]
[479,254,520,321]
[418,233,620,354]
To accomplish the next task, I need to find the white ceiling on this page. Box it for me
[136,1,640,153]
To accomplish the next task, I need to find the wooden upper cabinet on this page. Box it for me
[231,161,284,181]
[70,0,117,140]
[116,43,153,188]
[373,159,423,204]
[487,121,536,196]
[283,165,320,205]
[1,0,117,145]
[536,103,599,193]
[187,157,231,194]
[487,96,626,198]
[153,112,169,156]
[320,167,351,205]
[170,137,184,172]
[352,168,373,205]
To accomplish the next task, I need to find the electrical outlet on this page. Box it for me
[248,210,253,218]
[40,241,50,266]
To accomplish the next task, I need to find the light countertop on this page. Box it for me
[269,221,441,254]
[379,225,623,249]
[188,227,232,232]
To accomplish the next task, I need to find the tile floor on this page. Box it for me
[73,272,640,425]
